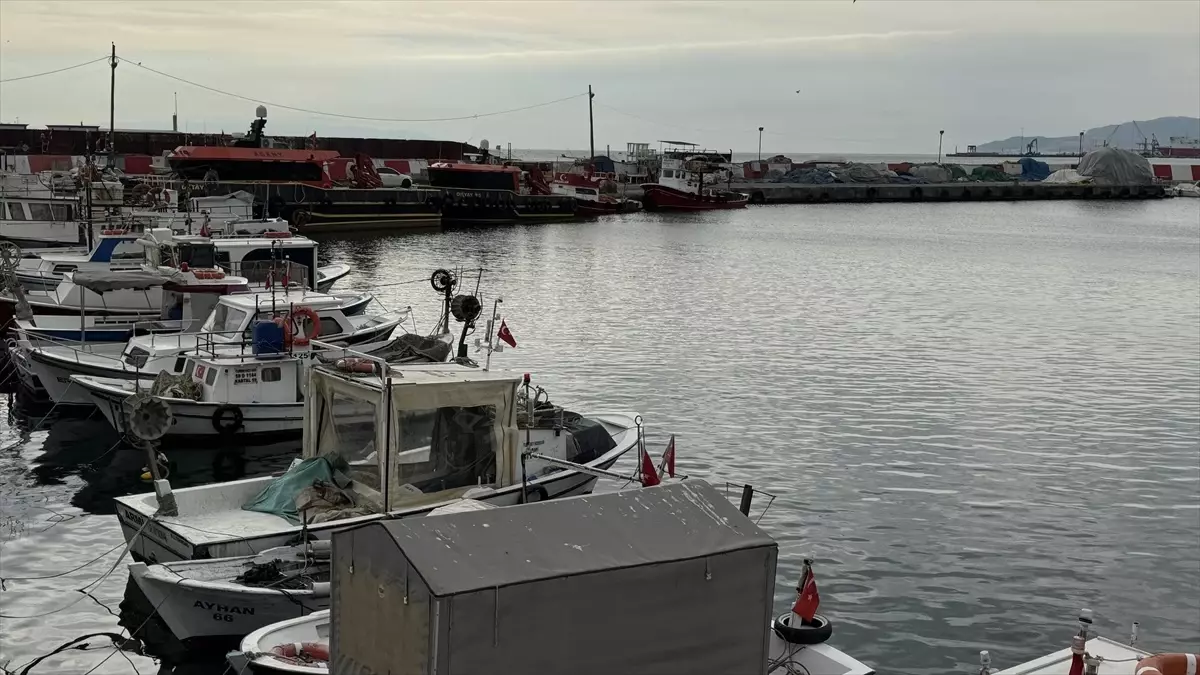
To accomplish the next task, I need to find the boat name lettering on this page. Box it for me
[193,600,255,615]
[234,367,258,385]
[251,150,287,159]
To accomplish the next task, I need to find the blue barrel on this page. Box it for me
[252,320,285,356]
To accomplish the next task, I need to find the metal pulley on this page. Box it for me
[451,294,482,323]
[430,268,456,293]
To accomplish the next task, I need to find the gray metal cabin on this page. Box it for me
[330,480,779,675]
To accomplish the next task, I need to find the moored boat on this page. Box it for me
[641,154,748,212]
[548,172,642,215]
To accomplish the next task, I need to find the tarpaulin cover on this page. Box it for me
[1018,157,1052,181]
[70,270,166,293]
[1043,168,1091,184]
[332,480,779,675]
[971,166,1009,182]
[1076,147,1156,185]
[242,455,352,524]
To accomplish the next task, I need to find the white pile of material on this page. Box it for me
[1043,169,1090,184]
[1076,148,1155,185]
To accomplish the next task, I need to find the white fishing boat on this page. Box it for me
[73,330,451,439]
[128,500,494,644]
[0,194,86,246]
[9,229,146,292]
[113,359,641,562]
[129,542,332,645]
[28,288,400,405]
[224,482,873,675]
[983,609,1194,675]
[0,227,351,323]
[227,610,330,674]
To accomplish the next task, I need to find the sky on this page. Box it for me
[1,0,1198,155]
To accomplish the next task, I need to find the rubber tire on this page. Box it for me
[212,405,244,435]
[519,485,549,504]
[772,612,833,646]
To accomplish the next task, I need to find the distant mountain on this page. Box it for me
[973,116,1200,154]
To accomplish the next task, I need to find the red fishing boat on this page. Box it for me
[548,172,641,216]
[640,155,748,212]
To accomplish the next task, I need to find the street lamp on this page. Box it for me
[1078,131,1085,156]
[938,130,945,164]
[758,127,764,162]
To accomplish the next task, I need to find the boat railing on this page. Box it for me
[218,260,309,290]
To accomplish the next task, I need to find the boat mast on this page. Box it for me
[588,85,595,162]
[108,43,117,169]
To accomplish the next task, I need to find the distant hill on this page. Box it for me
[974,116,1200,154]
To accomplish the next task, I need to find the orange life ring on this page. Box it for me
[283,306,321,347]
[264,231,292,238]
[270,641,329,662]
[101,229,128,236]
[1136,654,1200,675]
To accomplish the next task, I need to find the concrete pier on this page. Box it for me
[735,181,1168,204]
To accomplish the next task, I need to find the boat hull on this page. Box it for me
[640,184,748,211]
[439,188,576,226]
[576,199,642,216]
[128,560,327,643]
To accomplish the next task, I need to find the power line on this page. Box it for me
[0,56,109,83]
[118,57,587,123]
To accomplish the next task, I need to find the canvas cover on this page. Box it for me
[71,269,166,293]
[331,480,778,675]
[1076,147,1155,185]
[1018,157,1052,181]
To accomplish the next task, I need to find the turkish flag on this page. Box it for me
[792,570,820,623]
[640,448,660,487]
[659,435,676,478]
[497,320,517,348]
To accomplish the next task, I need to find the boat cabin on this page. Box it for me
[303,362,522,513]
[198,291,374,344]
[183,352,302,406]
[167,146,339,185]
[142,228,319,291]
[428,162,521,192]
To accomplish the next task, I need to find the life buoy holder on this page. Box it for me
[101,229,129,236]
[772,612,833,646]
[283,306,321,347]
[191,269,226,280]
[270,642,330,662]
[335,357,377,374]
[212,404,244,435]
[1136,654,1200,675]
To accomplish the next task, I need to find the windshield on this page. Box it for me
[203,304,249,340]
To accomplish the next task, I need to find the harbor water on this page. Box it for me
[2,199,1198,674]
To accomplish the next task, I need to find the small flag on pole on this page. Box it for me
[639,447,660,487]
[792,566,820,624]
[659,435,676,478]
[497,320,517,348]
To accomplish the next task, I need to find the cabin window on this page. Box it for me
[205,367,218,386]
[316,393,381,493]
[319,316,343,337]
[0,202,7,220]
[52,264,77,274]
[206,305,248,336]
[123,346,150,368]
[389,405,497,507]
[29,203,53,220]
[50,203,72,221]
[8,202,26,221]
[173,357,186,373]
[262,367,281,382]
[183,360,195,377]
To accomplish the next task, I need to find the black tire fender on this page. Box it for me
[772,612,833,646]
[212,404,244,434]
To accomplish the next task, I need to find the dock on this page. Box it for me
[736,181,1169,204]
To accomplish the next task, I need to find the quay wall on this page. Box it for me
[736,181,1168,204]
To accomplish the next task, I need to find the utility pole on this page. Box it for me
[758,127,764,161]
[588,85,595,161]
[108,43,117,168]
[938,129,945,164]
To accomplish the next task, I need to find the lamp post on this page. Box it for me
[938,130,945,164]
[758,127,764,162]
[1078,131,1084,156]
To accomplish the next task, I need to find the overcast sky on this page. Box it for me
[1,0,1197,155]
